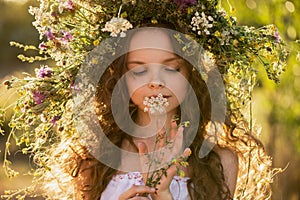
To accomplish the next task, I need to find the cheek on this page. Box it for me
[129,88,145,107]
[167,78,189,103]
[125,76,143,100]
[125,75,148,97]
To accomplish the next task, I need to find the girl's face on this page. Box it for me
[125,29,190,115]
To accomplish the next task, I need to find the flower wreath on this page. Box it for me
[1,0,288,199]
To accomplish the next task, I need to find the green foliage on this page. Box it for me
[0,108,5,135]
[229,0,300,154]
[225,1,300,198]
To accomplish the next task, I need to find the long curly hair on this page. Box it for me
[66,24,274,200]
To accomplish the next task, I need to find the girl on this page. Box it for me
[72,25,238,200]
[2,1,284,200]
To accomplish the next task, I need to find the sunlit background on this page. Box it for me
[0,0,299,199]
[2,0,30,5]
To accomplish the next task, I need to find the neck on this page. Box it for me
[135,108,177,131]
[130,109,178,150]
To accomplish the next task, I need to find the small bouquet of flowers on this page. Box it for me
[142,93,191,190]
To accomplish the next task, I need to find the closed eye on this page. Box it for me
[132,70,147,75]
[165,67,180,72]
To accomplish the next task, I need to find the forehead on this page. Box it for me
[128,29,174,53]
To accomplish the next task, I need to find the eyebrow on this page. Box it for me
[127,56,180,65]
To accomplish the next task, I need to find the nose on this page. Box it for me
[147,65,165,89]
[148,79,165,89]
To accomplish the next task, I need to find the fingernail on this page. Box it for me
[185,148,192,156]
[178,126,184,132]
[150,188,156,192]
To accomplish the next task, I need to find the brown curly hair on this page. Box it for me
[69,24,272,200]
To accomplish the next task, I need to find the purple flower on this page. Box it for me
[50,116,61,125]
[275,29,280,44]
[45,28,55,40]
[33,91,46,105]
[174,0,196,9]
[70,81,81,92]
[63,31,73,41]
[60,31,73,45]
[65,0,75,11]
[36,66,53,78]
[51,11,58,18]
[39,42,48,50]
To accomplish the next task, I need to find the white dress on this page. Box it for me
[100,172,191,200]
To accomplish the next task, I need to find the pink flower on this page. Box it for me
[33,91,46,105]
[70,81,81,92]
[275,29,280,44]
[174,0,196,9]
[38,42,49,50]
[51,11,58,18]
[60,31,73,44]
[45,29,55,40]
[36,66,53,78]
[65,0,75,11]
[63,31,73,41]
[50,116,60,125]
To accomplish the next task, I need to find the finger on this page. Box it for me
[119,185,155,200]
[156,164,178,189]
[138,142,148,155]
[171,126,184,158]
[182,147,192,158]
[155,125,184,166]
[156,119,167,149]
[137,142,149,180]
[157,128,166,149]
[177,148,192,177]
[169,119,178,141]
[157,148,191,189]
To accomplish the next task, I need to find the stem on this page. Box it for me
[145,116,159,186]
[117,4,123,18]
[242,74,254,197]
[76,9,94,25]
[3,127,15,170]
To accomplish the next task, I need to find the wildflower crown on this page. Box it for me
[26,0,288,120]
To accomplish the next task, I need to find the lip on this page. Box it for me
[148,94,171,98]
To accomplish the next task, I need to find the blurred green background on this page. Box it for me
[0,0,299,199]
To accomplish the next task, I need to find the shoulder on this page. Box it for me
[214,146,238,167]
[214,146,238,196]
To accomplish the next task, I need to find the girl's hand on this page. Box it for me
[151,148,191,200]
[118,185,155,200]
[139,119,185,171]
[137,119,191,200]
